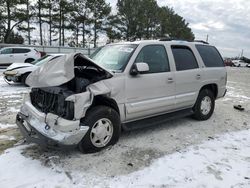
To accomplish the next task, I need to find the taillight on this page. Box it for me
[36,51,41,57]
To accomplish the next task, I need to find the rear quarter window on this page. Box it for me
[196,45,224,67]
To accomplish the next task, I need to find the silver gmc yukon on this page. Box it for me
[16,40,227,153]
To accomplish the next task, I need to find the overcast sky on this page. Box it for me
[107,0,250,58]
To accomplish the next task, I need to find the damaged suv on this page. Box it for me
[16,40,227,153]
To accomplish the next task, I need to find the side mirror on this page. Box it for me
[130,62,149,76]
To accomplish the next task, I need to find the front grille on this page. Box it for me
[30,87,74,120]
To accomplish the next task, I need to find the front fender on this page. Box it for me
[66,81,111,119]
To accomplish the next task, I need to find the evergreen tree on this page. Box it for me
[87,0,111,47]
[53,0,74,46]
[116,0,141,41]
[157,7,194,41]
[17,0,36,44]
[0,0,27,43]
[43,0,55,46]
[71,0,91,47]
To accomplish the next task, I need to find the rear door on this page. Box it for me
[12,48,31,62]
[171,45,202,109]
[125,44,176,121]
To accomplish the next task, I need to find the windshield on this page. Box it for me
[30,55,51,65]
[90,44,137,71]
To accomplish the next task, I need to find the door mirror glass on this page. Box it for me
[130,62,149,76]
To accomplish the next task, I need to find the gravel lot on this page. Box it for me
[0,67,249,187]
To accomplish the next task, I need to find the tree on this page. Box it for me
[17,0,36,44]
[87,0,111,47]
[42,0,54,46]
[71,0,91,47]
[116,0,141,41]
[116,0,194,41]
[139,0,159,39]
[7,31,24,44]
[36,0,46,45]
[157,7,194,41]
[52,0,74,46]
[105,15,122,43]
[0,0,27,43]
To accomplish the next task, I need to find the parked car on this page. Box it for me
[16,40,227,153]
[224,59,234,66]
[232,60,248,67]
[0,47,41,66]
[3,54,62,85]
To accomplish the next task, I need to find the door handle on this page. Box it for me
[167,77,174,83]
[196,74,201,79]
[9,55,13,57]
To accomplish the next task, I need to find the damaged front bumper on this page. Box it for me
[16,100,89,147]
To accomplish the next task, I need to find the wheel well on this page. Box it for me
[25,58,34,63]
[200,84,218,98]
[91,95,120,115]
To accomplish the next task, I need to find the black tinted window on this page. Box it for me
[13,48,31,53]
[196,45,224,67]
[171,46,198,71]
[135,45,170,73]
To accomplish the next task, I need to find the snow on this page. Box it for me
[0,75,29,95]
[0,146,72,188]
[0,135,15,141]
[108,130,250,188]
[0,123,17,129]
[0,129,250,187]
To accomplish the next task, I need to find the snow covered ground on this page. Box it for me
[0,67,250,188]
[0,129,250,187]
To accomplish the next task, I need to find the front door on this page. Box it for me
[125,45,176,121]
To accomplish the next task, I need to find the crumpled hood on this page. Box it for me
[26,53,113,87]
[6,63,34,71]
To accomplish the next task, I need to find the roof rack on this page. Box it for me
[159,38,187,42]
[159,38,209,44]
[193,40,209,44]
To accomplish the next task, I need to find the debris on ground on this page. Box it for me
[234,105,245,111]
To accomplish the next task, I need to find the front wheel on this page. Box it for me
[21,73,31,86]
[192,89,215,121]
[78,106,121,153]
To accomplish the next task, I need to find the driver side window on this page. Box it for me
[135,45,170,73]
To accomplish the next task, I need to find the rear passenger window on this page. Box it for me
[135,45,170,73]
[13,48,31,53]
[196,45,224,67]
[171,46,198,71]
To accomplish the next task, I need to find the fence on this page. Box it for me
[0,43,96,56]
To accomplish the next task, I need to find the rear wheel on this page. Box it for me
[78,106,121,153]
[192,89,215,121]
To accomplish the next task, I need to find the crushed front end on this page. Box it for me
[16,53,113,147]
[16,89,89,147]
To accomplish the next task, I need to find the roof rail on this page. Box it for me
[159,38,188,42]
[193,40,209,44]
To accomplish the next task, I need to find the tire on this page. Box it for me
[192,89,215,121]
[21,73,30,86]
[24,58,34,63]
[78,106,121,153]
